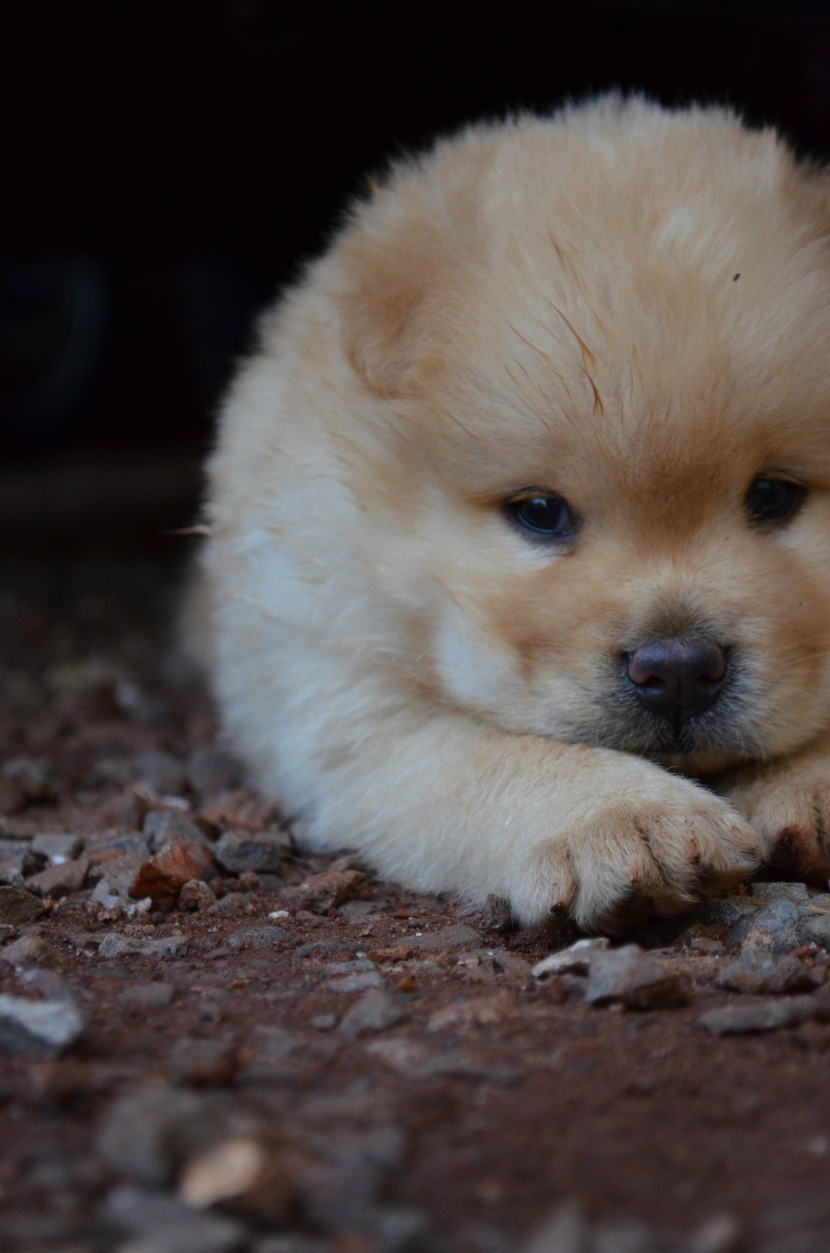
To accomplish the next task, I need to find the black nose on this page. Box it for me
[626,637,727,725]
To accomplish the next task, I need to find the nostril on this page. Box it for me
[627,639,725,686]
[695,646,726,685]
[685,640,727,687]
[627,646,672,688]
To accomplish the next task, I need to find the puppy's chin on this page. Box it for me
[609,680,762,770]
[554,710,757,777]
[628,735,754,779]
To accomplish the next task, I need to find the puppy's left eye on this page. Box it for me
[506,492,578,541]
[745,476,806,526]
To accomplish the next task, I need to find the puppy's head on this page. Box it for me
[330,98,830,774]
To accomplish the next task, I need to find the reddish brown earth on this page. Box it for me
[3,481,830,1253]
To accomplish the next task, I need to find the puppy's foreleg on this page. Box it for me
[715,731,830,880]
[304,709,758,930]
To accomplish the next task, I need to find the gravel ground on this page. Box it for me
[4,509,830,1253]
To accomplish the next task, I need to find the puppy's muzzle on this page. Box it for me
[626,637,727,731]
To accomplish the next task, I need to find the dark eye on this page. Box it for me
[745,477,806,526]
[506,492,578,541]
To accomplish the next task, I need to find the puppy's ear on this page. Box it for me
[333,213,461,396]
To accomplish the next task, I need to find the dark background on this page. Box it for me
[3,0,830,502]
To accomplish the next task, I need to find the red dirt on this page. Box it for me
[2,507,830,1253]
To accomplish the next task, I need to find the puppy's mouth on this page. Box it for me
[562,642,762,768]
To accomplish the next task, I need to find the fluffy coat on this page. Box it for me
[195,97,830,929]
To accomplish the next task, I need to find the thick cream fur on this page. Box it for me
[198,96,830,930]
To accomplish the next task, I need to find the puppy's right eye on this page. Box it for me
[745,476,807,527]
[506,492,578,541]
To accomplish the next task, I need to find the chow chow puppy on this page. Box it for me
[195,96,830,931]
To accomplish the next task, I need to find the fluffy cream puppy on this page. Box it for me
[196,96,830,930]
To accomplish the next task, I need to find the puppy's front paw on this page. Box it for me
[511,779,758,932]
[718,757,830,880]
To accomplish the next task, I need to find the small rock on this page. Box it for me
[0,924,15,944]
[91,880,129,911]
[252,1239,328,1253]
[1,756,60,802]
[324,958,377,974]
[338,988,404,1038]
[31,832,84,863]
[227,924,291,950]
[698,994,830,1035]
[521,1202,589,1253]
[247,1025,301,1062]
[200,788,279,833]
[107,1191,245,1253]
[0,993,86,1058]
[537,975,571,1004]
[235,869,261,892]
[98,1084,233,1186]
[694,896,759,927]
[393,924,484,952]
[0,934,59,967]
[428,994,518,1031]
[368,946,412,963]
[730,899,811,953]
[87,832,151,859]
[298,1125,405,1233]
[297,939,353,957]
[751,882,811,904]
[532,937,610,979]
[185,745,244,799]
[326,970,386,993]
[585,945,690,1009]
[717,950,820,995]
[144,811,210,853]
[180,1134,314,1225]
[490,950,533,979]
[168,1037,239,1087]
[687,1213,744,1253]
[130,841,214,907]
[481,894,515,932]
[803,912,830,950]
[365,1037,515,1082]
[89,851,147,898]
[133,750,188,796]
[337,899,378,920]
[329,851,364,872]
[311,1013,338,1031]
[118,984,176,1010]
[0,855,26,889]
[27,856,88,899]
[204,892,251,917]
[0,774,26,815]
[178,879,216,912]
[592,1219,655,1253]
[98,934,189,960]
[0,885,46,925]
[114,676,168,724]
[296,866,368,913]
[373,1206,435,1253]
[214,829,290,875]
[0,837,29,864]
[687,935,726,955]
